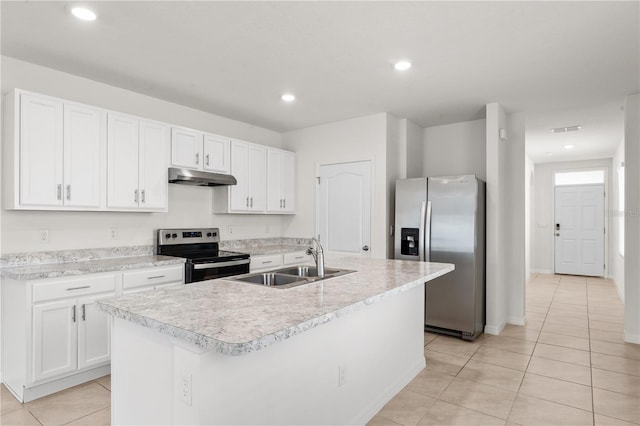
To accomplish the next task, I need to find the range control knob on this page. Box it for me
[207,232,212,237]
[172,233,177,238]
[165,233,171,239]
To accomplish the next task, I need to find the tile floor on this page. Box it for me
[1,274,638,426]
[370,274,640,426]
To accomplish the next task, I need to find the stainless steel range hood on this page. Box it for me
[168,167,237,187]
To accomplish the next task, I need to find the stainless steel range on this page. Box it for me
[156,228,250,283]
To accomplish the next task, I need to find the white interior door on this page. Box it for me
[554,184,605,276]
[318,161,371,258]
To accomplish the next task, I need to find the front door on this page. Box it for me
[554,184,605,276]
[318,161,371,258]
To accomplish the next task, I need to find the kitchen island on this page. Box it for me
[98,257,454,425]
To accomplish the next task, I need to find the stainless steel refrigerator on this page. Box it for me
[394,175,485,341]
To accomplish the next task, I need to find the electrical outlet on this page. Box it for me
[228,225,233,234]
[180,372,192,405]
[39,230,49,243]
[338,366,346,387]
[110,228,118,240]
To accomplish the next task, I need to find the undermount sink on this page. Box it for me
[275,266,345,278]
[234,273,306,287]
[230,266,355,289]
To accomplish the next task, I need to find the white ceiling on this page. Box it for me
[1,1,638,160]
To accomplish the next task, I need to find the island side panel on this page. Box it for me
[110,283,426,425]
[111,318,174,425]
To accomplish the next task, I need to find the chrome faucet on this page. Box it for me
[306,237,325,277]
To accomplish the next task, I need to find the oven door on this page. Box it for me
[188,258,250,283]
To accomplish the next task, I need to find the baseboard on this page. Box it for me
[484,321,506,335]
[624,330,640,344]
[21,364,111,403]
[507,316,525,326]
[532,269,553,275]
[354,356,426,425]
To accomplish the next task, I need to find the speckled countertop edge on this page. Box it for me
[1,255,185,281]
[97,259,454,356]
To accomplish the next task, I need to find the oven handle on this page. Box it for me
[193,258,250,269]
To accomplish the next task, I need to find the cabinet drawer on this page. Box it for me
[33,274,116,303]
[122,265,184,290]
[250,254,283,272]
[283,251,311,266]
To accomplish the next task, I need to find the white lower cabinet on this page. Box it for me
[1,263,185,402]
[250,254,283,272]
[250,251,312,272]
[30,274,116,385]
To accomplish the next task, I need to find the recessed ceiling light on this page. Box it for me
[394,61,412,71]
[281,93,295,102]
[71,7,97,21]
[564,144,575,150]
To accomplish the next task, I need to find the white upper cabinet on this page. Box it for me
[139,121,168,210]
[171,127,203,169]
[108,113,168,212]
[107,113,139,209]
[19,94,64,207]
[171,128,231,174]
[7,90,106,211]
[248,143,267,212]
[203,133,231,173]
[266,148,296,214]
[213,140,270,213]
[16,93,105,210]
[63,103,105,208]
[229,140,250,211]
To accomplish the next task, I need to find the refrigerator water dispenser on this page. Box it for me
[400,228,419,256]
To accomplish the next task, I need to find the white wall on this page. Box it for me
[423,119,486,180]
[398,119,424,179]
[485,103,507,334]
[281,113,390,259]
[525,154,535,281]
[505,112,526,325]
[611,140,625,301]
[1,57,284,252]
[386,115,401,258]
[532,158,612,275]
[624,93,639,344]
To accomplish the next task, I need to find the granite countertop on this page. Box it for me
[97,258,454,356]
[237,244,310,256]
[1,255,185,281]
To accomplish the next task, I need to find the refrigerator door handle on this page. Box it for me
[419,200,427,261]
[424,201,432,262]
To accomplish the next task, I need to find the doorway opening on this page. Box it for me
[553,168,607,277]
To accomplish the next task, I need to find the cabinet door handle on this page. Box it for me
[66,185,71,201]
[57,184,62,200]
[280,199,283,208]
[72,305,76,323]
[81,304,86,321]
[66,285,90,291]
[195,152,200,165]
[250,197,253,208]
[262,260,273,264]
[141,189,146,203]
[134,189,139,203]
[246,196,249,207]
[283,199,286,209]
[206,154,210,166]
[147,275,166,280]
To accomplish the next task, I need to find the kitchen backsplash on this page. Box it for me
[219,237,313,250]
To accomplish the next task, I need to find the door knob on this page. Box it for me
[362,245,369,251]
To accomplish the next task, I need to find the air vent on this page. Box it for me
[550,125,582,133]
